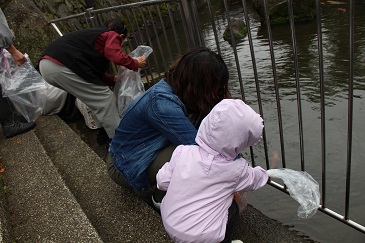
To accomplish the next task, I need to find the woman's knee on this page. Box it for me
[106,154,133,190]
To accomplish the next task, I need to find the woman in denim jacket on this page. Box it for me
[107,47,231,204]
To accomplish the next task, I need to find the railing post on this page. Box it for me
[85,7,98,27]
[180,0,204,48]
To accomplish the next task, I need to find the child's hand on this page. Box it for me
[271,151,280,169]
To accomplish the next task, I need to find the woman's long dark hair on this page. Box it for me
[165,47,231,126]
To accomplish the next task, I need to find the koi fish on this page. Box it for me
[338,8,347,13]
[327,1,347,4]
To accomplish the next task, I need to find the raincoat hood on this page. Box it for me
[196,99,264,160]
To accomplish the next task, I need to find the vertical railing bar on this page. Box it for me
[222,0,245,102]
[125,10,139,50]
[135,17,154,89]
[138,7,164,78]
[146,5,169,86]
[83,13,92,29]
[132,8,145,46]
[206,0,222,55]
[86,8,97,28]
[190,0,205,46]
[156,5,174,62]
[241,0,269,168]
[345,0,355,221]
[262,0,286,168]
[315,0,326,209]
[287,0,305,171]
[147,6,168,70]
[180,0,204,47]
[178,3,191,48]
[167,3,182,54]
[94,13,102,27]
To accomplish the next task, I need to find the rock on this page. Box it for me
[252,0,316,25]
[223,17,247,45]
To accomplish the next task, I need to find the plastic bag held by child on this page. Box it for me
[0,50,47,122]
[114,45,153,116]
[267,168,320,219]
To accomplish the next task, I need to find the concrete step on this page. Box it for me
[33,115,170,242]
[0,121,102,242]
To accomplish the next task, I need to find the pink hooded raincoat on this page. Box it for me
[156,99,268,243]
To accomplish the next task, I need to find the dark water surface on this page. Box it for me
[196,1,365,242]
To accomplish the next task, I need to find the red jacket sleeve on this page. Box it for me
[97,31,139,71]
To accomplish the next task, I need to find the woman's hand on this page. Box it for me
[136,56,147,68]
[6,44,27,66]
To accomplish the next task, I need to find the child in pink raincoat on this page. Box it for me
[156,99,269,243]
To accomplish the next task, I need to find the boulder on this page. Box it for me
[223,17,247,45]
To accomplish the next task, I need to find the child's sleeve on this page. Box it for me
[236,162,269,192]
[156,145,182,191]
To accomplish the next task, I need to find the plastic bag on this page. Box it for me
[267,168,320,219]
[114,45,153,116]
[0,49,47,121]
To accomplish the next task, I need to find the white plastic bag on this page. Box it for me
[114,45,153,116]
[0,49,47,121]
[267,168,320,219]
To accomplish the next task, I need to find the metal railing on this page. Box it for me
[47,0,365,235]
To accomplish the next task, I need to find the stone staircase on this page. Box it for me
[0,115,312,243]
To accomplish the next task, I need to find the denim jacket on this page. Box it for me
[109,79,197,191]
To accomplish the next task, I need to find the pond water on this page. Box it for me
[194,1,365,242]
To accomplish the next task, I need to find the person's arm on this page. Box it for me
[0,9,27,66]
[0,8,14,48]
[6,44,27,66]
[236,160,269,192]
[102,31,146,71]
